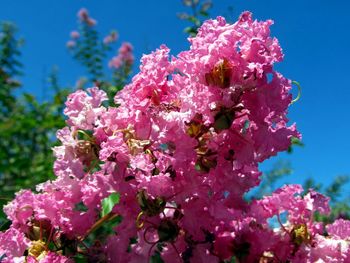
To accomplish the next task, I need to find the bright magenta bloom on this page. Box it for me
[1,12,349,263]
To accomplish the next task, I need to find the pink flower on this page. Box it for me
[103,31,118,44]
[327,219,350,239]
[0,228,30,261]
[86,18,97,27]
[3,12,349,262]
[77,8,89,21]
[108,56,122,69]
[36,252,73,263]
[70,30,80,39]
[66,40,76,48]
[99,135,130,163]
[109,42,134,69]
[3,190,36,228]
[64,87,107,130]
[304,189,330,215]
[77,8,97,27]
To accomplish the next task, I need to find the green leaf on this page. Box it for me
[199,11,209,17]
[184,26,198,36]
[291,137,304,147]
[74,201,89,212]
[188,16,199,25]
[287,137,304,153]
[73,254,88,263]
[101,192,120,217]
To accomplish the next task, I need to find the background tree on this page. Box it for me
[0,22,69,225]
[0,11,134,225]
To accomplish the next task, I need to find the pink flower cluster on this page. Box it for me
[104,31,119,45]
[1,12,349,262]
[67,8,97,49]
[109,42,134,69]
[77,8,97,27]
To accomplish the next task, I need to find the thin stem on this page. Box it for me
[78,212,118,241]
[75,130,92,140]
[39,220,43,241]
[162,211,167,218]
[77,247,88,255]
[277,213,289,235]
[170,242,183,263]
[147,242,157,263]
[45,225,54,250]
[77,240,90,254]
[291,81,301,105]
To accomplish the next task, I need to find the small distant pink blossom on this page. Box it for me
[77,8,97,27]
[109,42,134,69]
[66,40,76,48]
[70,30,80,39]
[103,31,118,45]
[86,18,97,27]
[77,8,89,21]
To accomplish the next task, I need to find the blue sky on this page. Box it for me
[1,0,349,193]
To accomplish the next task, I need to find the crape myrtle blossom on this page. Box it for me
[70,31,80,39]
[66,40,76,49]
[77,8,97,27]
[103,31,118,45]
[1,12,349,262]
[109,42,134,69]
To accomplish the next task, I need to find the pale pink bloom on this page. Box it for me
[103,31,118,44]
[327,219,350,239]
[36,252,73,263]
[77,8,97,27]
[70,30,80,39]
[304,189,330,215]
[0,228,30,262]
[86,17,97,27]
[64,87,107,130]
[77,8,89,21]
[109,42,134,69]
[66,40,76,48]
[3,190,35,228]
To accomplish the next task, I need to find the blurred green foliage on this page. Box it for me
[178,0,213,36]
[71,19,107,82]
[305,175,350,223]
[0,14,133,225]
[67,13,132,104]
[250,160,293,199]
[0,22,69,224]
